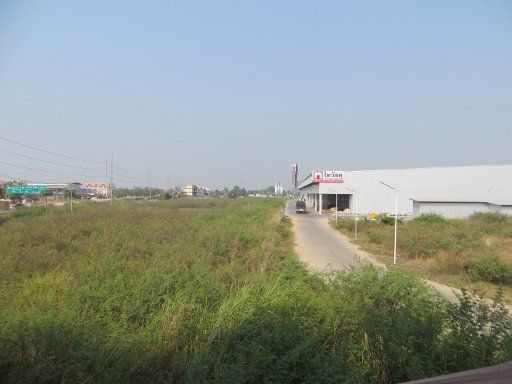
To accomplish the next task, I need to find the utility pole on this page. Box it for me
[380,181,398,265]
[110,153,114,207]
[70,187,73,213]
[147,171,152,200]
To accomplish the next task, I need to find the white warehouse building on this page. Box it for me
[298,164,512,218]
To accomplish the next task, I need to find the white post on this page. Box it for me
[393,190,398,265]
[379,181,398,265]
[319,194,323,214]
[354,193,358,240]
[335,193,338,226]
[346,186,357,239]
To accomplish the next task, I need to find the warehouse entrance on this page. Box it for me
[322,194,350,212]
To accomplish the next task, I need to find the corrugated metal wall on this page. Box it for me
[414,202,501,218]
[300,164,512,215]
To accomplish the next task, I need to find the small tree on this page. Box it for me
[40,190,53,205]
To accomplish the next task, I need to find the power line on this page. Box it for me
[0,136,104,165]
[0,148,104,171]
[0,160,105,178]
[114,165,169,182]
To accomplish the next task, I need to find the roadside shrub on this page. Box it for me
[469,212,511,234]
[366,229,384,244]
[11,205,51,219]
[467,254,512,285]
[441,289,512,371]
[500,226,512,238]
[379,215,394,225]
[335,218,355,232]
[413,214,446,225]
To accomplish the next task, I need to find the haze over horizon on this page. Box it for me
[1,1,511,189]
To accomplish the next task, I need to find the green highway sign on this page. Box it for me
[6,185,48,195]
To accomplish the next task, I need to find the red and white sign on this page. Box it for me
[312,170,344,183]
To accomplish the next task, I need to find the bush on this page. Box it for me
[467,254,512,285]
[469,212,511,234]
[379,215,395,225]
[335,218,355,232]
[12,206,51,219]
[413,214,446,225]
[366,230,384,244]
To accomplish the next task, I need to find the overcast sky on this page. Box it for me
[1,1,511,189]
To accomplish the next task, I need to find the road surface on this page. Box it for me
[285,200,459,302]
[285,200,379,273]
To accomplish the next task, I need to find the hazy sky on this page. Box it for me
[1,1,511,189]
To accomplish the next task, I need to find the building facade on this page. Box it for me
[298,164,512,218]
[82,182,110,198]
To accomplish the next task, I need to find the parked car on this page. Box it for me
[295,200,307,214]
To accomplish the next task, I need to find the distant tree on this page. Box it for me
[229,185,241,198]
[0,185,5,199]
[40,190,53,205]
[9,193,22,204]
[160,192,172,200]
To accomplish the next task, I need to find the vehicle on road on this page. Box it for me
[295,200,307,214]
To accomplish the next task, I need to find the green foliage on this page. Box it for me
[11,205,52,219]
[469,212,512,234]
[468,254,512,284]
[334,218,355,232]
[413,213,447,224]
[441,289,512,371]
[1,200,512,383]
[379,215,395,225]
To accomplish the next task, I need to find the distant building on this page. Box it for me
[82,182,110,198]
[183,184,198,196]
[274,183,283,196]
[198,185,210,196]
[183,184,210,197]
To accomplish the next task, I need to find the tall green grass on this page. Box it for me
[334,213,512,285]
[1,200,512,383]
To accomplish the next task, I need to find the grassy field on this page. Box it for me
[332,213,512,302]
[1,199,512,383]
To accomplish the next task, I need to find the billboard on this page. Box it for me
[6,185,48,195]
[312,171,344,183]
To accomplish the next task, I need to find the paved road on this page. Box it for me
[285,200,460,302]
[285,200,367,272]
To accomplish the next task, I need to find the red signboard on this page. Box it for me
[312,170,344,183]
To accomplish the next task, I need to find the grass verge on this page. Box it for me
[1,200,511,383]
[332,212,512,303]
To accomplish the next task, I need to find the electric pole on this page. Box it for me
[147,171,152,200]
[110,153,114,207]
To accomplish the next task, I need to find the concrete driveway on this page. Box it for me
[285,200,370,273]
[285,200,462,302]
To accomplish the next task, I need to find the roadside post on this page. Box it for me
[346,187,357,240]
[379,181,398,265]
[328,188,338,226]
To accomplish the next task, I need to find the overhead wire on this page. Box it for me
[0,148,104,171]
[0,160,105,178]
[0,136,170,187]
[0,135,104,165]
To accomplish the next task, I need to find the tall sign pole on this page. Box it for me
[291,164,298,195]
